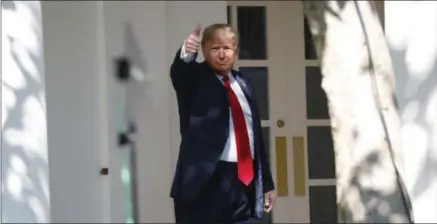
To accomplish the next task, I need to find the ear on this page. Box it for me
[201,45,207,57]
[234,44,240,56]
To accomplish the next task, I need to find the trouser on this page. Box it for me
[174,161,255,224]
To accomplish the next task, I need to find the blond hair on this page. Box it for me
[201,23,239,48]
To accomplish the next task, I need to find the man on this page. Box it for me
[170,23,275,223]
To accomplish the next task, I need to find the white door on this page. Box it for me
[227,1,337,223]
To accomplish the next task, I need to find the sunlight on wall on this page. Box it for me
[1,1,50,222]
[385,1,437,222]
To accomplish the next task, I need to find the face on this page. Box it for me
[202,29,238,76]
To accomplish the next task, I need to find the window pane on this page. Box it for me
[306,66,329,119]
[239,67,269,120]
[307,126,335,179]
[304,16,317,60]
[237,6,267,60]
[309,186,338,223]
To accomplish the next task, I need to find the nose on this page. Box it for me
[218,50,225,60]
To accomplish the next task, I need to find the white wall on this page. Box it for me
[39,1,225,223]
[42,2,110,222]
[385,1,437,223]
[1,1,50,222]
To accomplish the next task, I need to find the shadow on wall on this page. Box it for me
[349,0,436,222]
[386,1,437,217]
[1,1,50,222]
[120,21,151,125]
[124,22,149,84]
[304,0,436,222]
[341,151,411,222]
[391,39,437,201]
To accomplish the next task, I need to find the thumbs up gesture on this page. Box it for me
[184,25,201,54]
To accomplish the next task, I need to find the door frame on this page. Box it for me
[227,1,337,223]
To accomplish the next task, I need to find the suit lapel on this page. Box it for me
[201,64,255,110]
[232,71,254,106]
[201,62,228,97]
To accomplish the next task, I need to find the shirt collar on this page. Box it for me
[216,72,234,82]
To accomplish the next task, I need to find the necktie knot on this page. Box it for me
[222,75,231,88]
[222,75,229,82]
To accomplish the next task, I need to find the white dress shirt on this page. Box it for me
[180,44,255,162]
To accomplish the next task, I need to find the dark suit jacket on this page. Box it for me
[169,48,275,219]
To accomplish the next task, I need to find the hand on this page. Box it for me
[264,190,276,213]
[184,25,201,54]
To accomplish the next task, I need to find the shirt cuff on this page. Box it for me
[180,41,195,63]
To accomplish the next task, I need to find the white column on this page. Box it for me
[1,1,50,222]
[385,1,437,223]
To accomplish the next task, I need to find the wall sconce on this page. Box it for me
[118,123,137,147]
[115,56,145,83]
[116,57,131,82]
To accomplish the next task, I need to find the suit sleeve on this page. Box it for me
[170,43,199,94]
[257,116,275,193]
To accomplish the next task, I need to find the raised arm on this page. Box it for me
[170,25,202,93]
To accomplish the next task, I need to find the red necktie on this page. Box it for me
[223,75,254,186]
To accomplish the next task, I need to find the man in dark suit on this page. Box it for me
[170,23,276,223]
